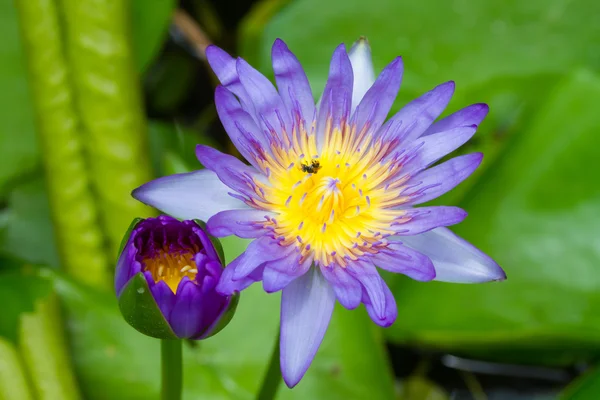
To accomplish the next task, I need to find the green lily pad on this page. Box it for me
[384,70,600,362]
[0,2,39,194]
[559,368,600,399]
[0,177,59,267]
[130,0,176,71]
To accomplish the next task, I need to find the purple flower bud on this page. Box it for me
[115,215,237,340]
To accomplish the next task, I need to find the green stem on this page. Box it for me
[161,339,182,400]
[256,331,282,400]
[19,294,81,400]
[59,0,155,257]
[14,0,109,287]
[0,337,33,400]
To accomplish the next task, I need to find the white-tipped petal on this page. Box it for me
[132,169,248,221]
[398,227,506,283]
[348,37,375,111]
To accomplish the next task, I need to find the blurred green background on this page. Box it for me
[1,0,600,399]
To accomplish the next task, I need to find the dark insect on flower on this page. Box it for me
[300,159,321,174]
[132,37,506,387]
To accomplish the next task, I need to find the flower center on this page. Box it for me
[257,132,409,267]
[143,250,198,293]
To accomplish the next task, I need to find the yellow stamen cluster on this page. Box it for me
[253,125,411,267]
[144,247,199,292]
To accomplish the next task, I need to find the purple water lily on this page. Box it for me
[115,216,235,339]
[133,38,506,386]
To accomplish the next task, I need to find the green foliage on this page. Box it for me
[0,271,80,400]
[0,2,38,194]
[0,337,33,400]
[2,0,600,397]
[59,0,156,256]
[386,69,600,361]
[559,368,600,399]
[14,0,110,286]
[19,294,82,400]
[0,177,58,266]
[131,0,177,70]
[118,273,178,340]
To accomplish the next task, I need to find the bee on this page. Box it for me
[300,159,321,174]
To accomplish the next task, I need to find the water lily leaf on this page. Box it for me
[559,368,600,400]
[131,0,176,70]
[384,70,600,362]
[0,177,58,267]
[0,2,39,193]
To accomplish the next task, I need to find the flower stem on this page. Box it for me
[256,331,282,400]
[161,339,182,400]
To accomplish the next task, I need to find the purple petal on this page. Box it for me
[351,56,403,141]
[362,277,397,327]
[316,44,353,150]
[195,144,264,200]
[371,242,436,281]
[168,278,204,338]
[132,169,247,221]
[216,262,265,295]
[380,81,455,144]
[214,86,271,169]
[404,153,483,205]
[280,268,335,388]
[320,264,362,309]
[403,126,477,175]
[346,260,396,326]
[348,38,375,111]
[398,227,506,283]
[393,206,467,235]
[423,103,489,136]
[271,39,315,132]
[207,209,273,238]
[205,46,256,116]
[236,58,292,141]
[115,238,143,296]
[147,276,176,321]
[262,254,310,293]
[231,237,288,280]
[193,270,230,339]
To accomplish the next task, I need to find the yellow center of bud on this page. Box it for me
[144,249,198,293]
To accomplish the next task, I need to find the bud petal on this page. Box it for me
[115,216,237,339]
[118,272,178,339]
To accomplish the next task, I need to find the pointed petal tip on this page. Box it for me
[439,80,456,94]
[490,265,507,282]
[204,44,218,56]
[131,181,155,206]
[280,269,335,389]
[281,367,302,388]
[475,102,490,113]
[465,152,484,168]
[272,38,288,50]
[351,36,371,50]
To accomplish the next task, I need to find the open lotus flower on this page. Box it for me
[132,38,506,386]
[115,216,238,340]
